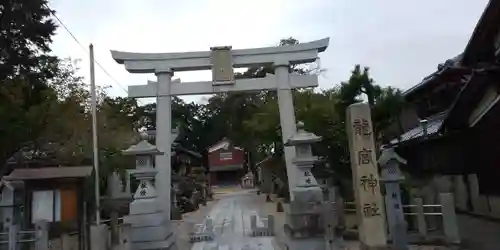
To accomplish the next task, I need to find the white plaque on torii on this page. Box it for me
[111,38,329,220]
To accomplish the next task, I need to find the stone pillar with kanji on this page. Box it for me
[346,103,387,248]
[122,136,176,250]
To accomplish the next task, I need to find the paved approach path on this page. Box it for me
[191,188,276,250]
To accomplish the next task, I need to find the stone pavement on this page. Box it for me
[174,187,278,250]
[176,190,464,250]
[174,197,219,249]
[261,194,461,250]
[211,186,247,195]
[456,214,500,250]
[191,189,275,250]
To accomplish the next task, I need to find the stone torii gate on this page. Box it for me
[111,38,329,218]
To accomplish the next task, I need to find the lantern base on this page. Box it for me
[292,185,323,203]
[283,235,326,250]
[125,200,177,249]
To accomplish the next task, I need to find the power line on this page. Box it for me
[45,4,146,105]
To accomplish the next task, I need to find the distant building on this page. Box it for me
[207,138,245,186]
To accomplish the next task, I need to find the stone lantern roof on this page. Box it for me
[122,140,163,156]
[144,128,180,143]
[284,122,321,146]
[378,147,407,166]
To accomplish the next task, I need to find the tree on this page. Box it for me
[337,65,404,141]
[0,0,59,168]
[372,87,405,143]
[0,0,57,81]
[337,65,379,119]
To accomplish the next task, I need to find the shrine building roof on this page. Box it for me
[389,111,447,145]
[402,55,468,99]
[3,166,93,181]
[207,137,243,153]
[439,0,500,132]
[391,0,500,146]
[403,0,500,100]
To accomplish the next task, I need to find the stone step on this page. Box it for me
[131,230,176,249]
[123,213,165,227]
[189,234,214,243]
[249,214,275,237]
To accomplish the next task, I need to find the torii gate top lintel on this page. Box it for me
[110,38,329,73]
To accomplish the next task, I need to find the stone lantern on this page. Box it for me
[122,134,176,249]
[379,147,408,249]
[283,122,327,250]
[284,121,322,202]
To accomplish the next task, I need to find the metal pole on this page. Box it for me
[89,43,101,225]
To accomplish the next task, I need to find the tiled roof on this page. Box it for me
[403,54,463,97]
[207,138,243,153]
[255,156,273,167]
[172,144,202,158]
[144,129,179,143]
[3,166,93,181]
[389,112,447,145]
[207,138,231,153]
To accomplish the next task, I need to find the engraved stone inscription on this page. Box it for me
[360,174,378,194]
[353,118,372,136]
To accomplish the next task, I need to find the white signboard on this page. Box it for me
[32,190,61,223]
[219,152,233,161]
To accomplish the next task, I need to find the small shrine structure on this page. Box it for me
[241,172,255,188]
[207,138,245,186]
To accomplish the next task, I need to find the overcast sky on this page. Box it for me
[48,0,489,104]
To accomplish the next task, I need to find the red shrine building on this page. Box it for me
[207,138,245,186]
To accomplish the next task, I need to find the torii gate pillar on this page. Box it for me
[155,69,174,218]
[275,61,298,194]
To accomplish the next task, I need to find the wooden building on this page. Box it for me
[172,142,203,175]
[1,166,92,250]
[207,138,245,186]
[440,0,500,193]
[389,0,500,217]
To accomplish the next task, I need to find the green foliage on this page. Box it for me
[0,0,57,81]
[0,0,59,168]
[337,65,405,142]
